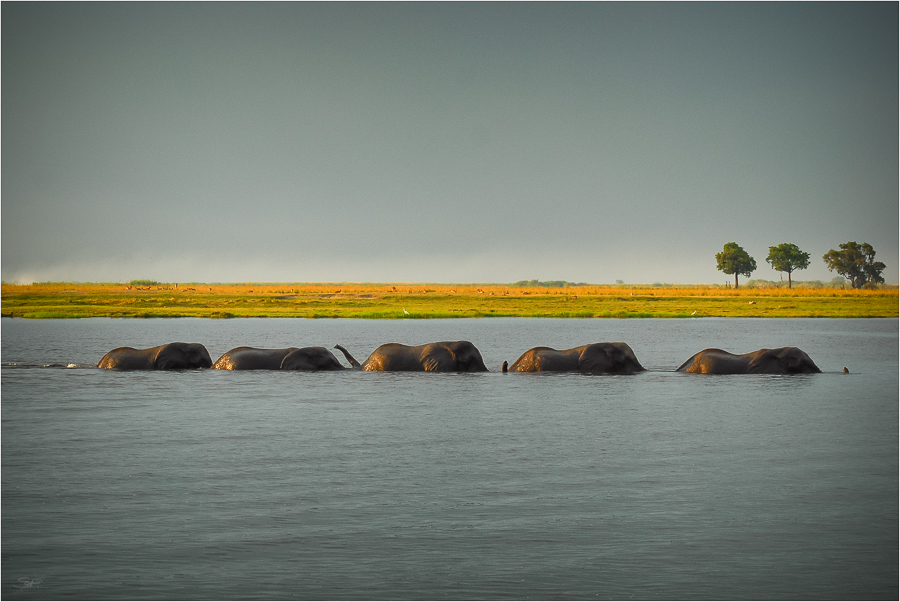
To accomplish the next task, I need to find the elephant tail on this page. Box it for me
[334,344,362,369]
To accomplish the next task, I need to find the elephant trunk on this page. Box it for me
[334,344,362,369]
[501,361,508,373]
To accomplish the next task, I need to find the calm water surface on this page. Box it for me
[2,318,897,600]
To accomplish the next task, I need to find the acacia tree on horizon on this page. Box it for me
[716,242,756,289]
[823,241,886,289]
[766,243,810,289]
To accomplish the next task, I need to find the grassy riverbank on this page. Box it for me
[2,282,896,319]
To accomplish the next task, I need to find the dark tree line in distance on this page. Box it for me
[716,241,886,289]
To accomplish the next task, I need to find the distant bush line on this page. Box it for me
[512,280,589,288]
[3,278,897,291]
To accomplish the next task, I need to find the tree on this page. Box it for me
[822,241,886,289]
[716,242,756,289]
[765,243,810,289]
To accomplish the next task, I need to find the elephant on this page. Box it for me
[98,342,213,370]
[502,342,646,375]
[213,346,346,371]
[334,341,488,372]
[676,347,821,374]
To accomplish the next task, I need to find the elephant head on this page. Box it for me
[154,343,213,370]
[749,347,821,374]
[599,342,645,374]
[444,341,489,372]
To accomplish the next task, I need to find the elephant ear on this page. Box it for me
[606,345,628,373]
[154,345,188,370]
[281,349,317,371]
[746,348,778,374]
[417,344,452,371]
[577,344,613,375]
[424,343,478,372]
[578,353,608,375]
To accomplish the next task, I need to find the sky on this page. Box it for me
[2,2,897,285]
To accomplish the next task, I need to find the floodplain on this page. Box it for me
[2,281,896,319]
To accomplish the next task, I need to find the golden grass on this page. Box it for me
[2,282,896,319]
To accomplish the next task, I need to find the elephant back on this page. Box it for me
[361,343,407,371]
[98,346,144,369]
[214,347,298,370]
[675,348,733,373]
[508,347,566,372]
[746,347,821,374]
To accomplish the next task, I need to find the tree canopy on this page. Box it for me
[716,242,756,289]
[765,243,810,289]
[822,242,886,289]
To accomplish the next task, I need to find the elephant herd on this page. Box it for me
[97,340,823,375]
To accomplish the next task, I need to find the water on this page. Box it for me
[2,317,897,600]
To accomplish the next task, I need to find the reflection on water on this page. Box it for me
[2,318,897,600]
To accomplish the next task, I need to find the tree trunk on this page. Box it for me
[788,271,792,289]
[734,274,739,289]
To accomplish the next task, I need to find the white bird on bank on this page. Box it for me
[691,311,697,315]
[403,308,409,315]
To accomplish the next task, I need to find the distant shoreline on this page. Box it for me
[2,282,896,319]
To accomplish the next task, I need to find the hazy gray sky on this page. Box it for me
[3,2,897,284]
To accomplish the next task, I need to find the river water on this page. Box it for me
[2,317,897,600]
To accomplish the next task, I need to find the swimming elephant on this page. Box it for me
[676,347,821,374]
[98,342,213,370]
[213,346,346,371]
[503,342,646,375]
[334,341,488,372]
